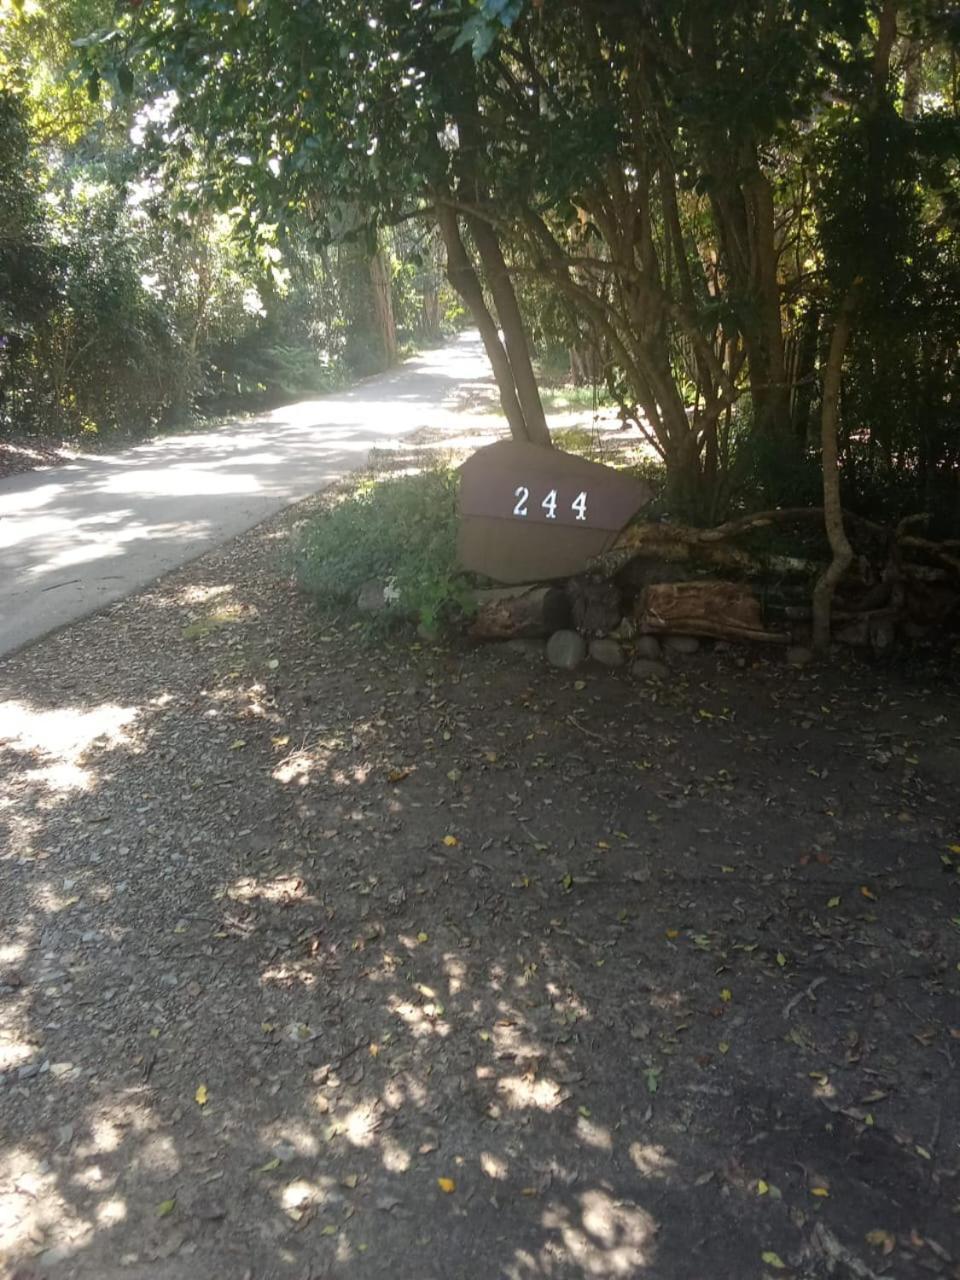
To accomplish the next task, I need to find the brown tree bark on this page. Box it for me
[435,202,531,442]
[812,285,860,652]
[469,585,571,640]
[369,248,397,367]
[467,215,551,447]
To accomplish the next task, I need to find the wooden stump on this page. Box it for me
[470,585,571,641]
[566,575,622,636]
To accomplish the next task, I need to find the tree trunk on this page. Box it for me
[369,248,397,367]
[812,286,860,652]
[467,215,551,447]
[436,203,550,447]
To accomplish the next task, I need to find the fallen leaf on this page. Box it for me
[195,1083,208,1106]
[761,1251,786,1270]
[257,1157,281,1172]
[827,896,841,908]
[341,1174,359,1189]
[388,766,413,783]
[665,929,680,940]
[776,952,787,967]
[442,835,459,847]
[757,1179,769,1195]
[720,988,732,1003]
[865,1229,895,1255]
[437,1177,456,1193]
[417,931,429,943]
[860,885,877,900]
[718,1041,730,1055]
[230,739,246,751]
[320,1224,338,1236]
[156,1198,176,1218]
[811,1186,829,1197]
[267,658,279,670]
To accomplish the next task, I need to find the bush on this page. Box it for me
[296,468,477,630]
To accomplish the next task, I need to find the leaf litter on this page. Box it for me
[0,479,957,1278]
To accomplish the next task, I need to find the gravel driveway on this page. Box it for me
[0,335,495,658]
[1,478,958,1280]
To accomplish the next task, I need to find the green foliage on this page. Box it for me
[296,470,477,630]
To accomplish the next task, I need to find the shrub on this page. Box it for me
[296,468,477,630]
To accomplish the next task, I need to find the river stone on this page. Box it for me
[547,630,587,670]
[501,638,545,661]
[630,658,669,682]
[589,638,625,668]
[634,635,662,659]
[663,634,700,654]
[357,580,388,612]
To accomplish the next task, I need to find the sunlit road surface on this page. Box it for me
[0,333,497,657]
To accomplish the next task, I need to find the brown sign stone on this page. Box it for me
[458,440,651,584]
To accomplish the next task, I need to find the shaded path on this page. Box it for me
[0,334,493,656]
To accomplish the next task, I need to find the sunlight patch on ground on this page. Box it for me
[340,1099,383,1148]
[0,1147,94,1267]
[507,1190,656,1277]
[628,1143,675,1178]
[388,994,451,1039]
[0,698,140,795]
[174,582,235,606]
[481,1151,510,1180]
[495,1075,568,1112]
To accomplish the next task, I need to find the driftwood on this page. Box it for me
[593,510,866,579]
[464,504,958,651]
[470,584,571,640]
[635,580,789,644]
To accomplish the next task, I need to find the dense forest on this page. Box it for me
[0,0,462,446]
[2,1,958,533]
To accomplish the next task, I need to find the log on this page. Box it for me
[566,575,622,636]
[592,506,891,579]
[470,584,571,641]
[634,579,789,644]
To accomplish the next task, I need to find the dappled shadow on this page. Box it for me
[0,335,500,658]
[1,512,959,1278]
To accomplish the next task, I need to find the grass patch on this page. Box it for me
[295,468,478,630]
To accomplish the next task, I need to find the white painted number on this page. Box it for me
[510,486,589,521]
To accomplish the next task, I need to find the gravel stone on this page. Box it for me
[546,629,587,670]
[630,658,669,681]
[663,634,700,654]
[588,638,625,668]
[634,635,663,659]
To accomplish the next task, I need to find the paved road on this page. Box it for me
[0,334,494,657]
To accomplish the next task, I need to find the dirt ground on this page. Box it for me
[1,488,959,1280]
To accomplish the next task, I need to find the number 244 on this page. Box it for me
[513,486,587,521]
